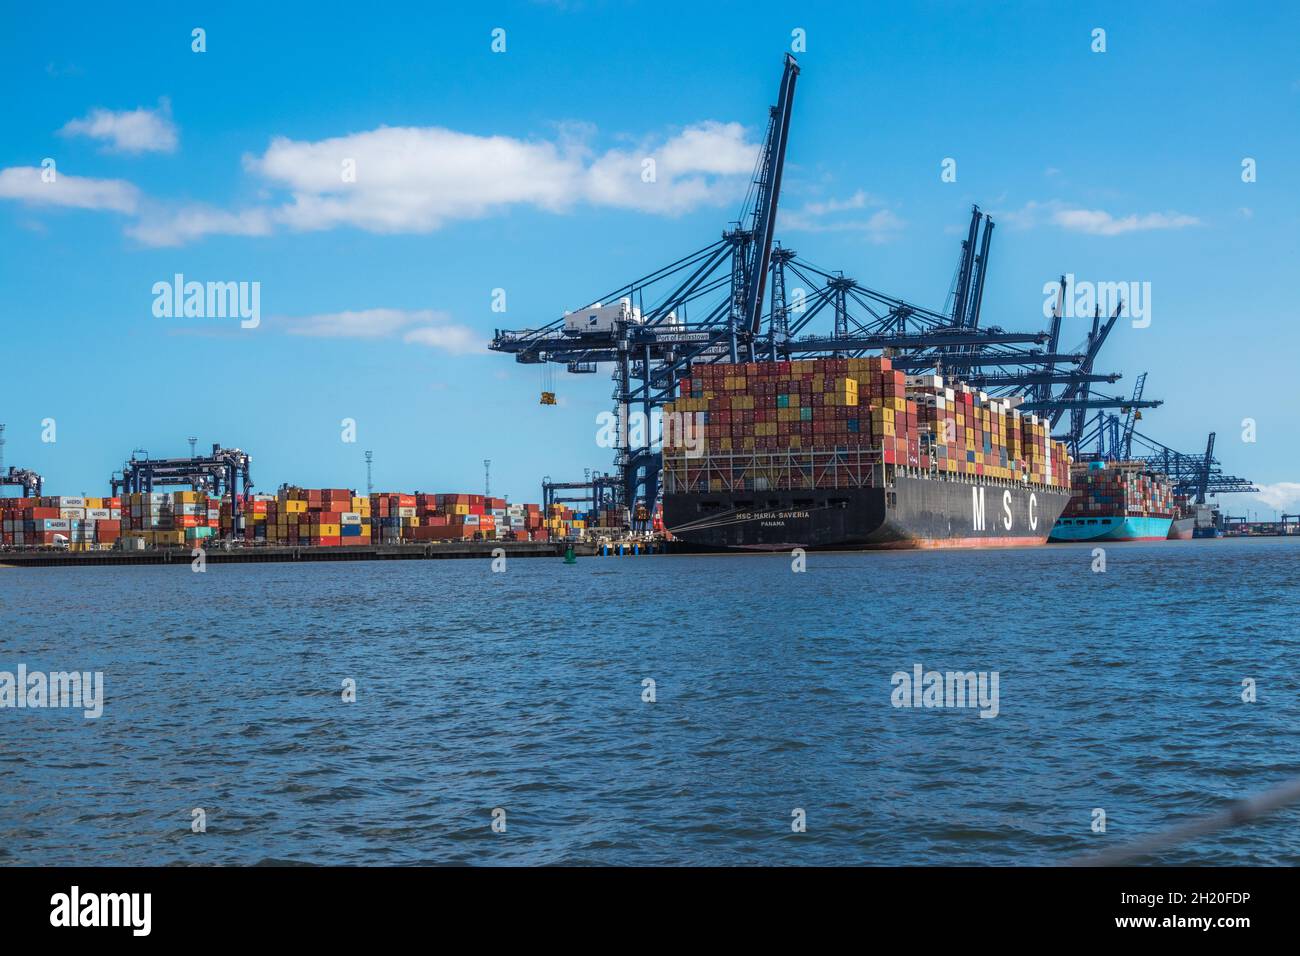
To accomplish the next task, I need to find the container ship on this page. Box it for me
[1167,496,1195,540]
[1047,461,1174,542]
[661,356,1073,550]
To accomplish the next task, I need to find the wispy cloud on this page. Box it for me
[60,98,178,155]
[0,166,139,213]
[1245,482,1300,512]
[125,204,272,246]
[128,120,759,246]
[279,308,485,354]
[995,199,1200,235]
[781,190,905,242]
[401,324,485,354]
[5,116,761,246]
[1053,208,1200,236]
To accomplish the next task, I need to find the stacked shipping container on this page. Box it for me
[0,496,123,549]
[661,356,1071,491]
[1061,461,1174,519]
[121,490,218,548]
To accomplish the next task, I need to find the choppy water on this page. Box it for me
[2,537,1298,866]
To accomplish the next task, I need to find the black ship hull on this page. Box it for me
[664,473,1071,551]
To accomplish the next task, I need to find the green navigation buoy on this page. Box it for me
[563,544,577,564]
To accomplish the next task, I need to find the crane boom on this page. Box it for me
[743,54,799,336]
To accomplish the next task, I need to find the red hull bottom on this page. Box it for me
[873,534,1051,550]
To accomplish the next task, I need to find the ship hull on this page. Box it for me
[1048,515,1173,542]
[1167,516,1195,540]
[664,474,1070,551]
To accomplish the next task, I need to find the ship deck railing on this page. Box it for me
[662,447,886,494]
[663,446,1066,495]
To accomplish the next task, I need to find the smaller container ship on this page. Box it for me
[1048,461,1173,542]
[1167,496,1195,539]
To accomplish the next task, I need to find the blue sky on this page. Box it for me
[2,1,1298,513]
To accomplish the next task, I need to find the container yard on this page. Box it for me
[1048,461,1175,542]
[660,355,1073,550]
[0,486,664,564]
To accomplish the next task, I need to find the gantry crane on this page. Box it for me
[1126,431,1255,500]
[0,424,44,497]
[111,444,253,525]
[490,57,1166,509]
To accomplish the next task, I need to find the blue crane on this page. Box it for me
[490,56,1156,512]
[111,444,253,530]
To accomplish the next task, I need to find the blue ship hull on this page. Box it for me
[1049,514,1173,542]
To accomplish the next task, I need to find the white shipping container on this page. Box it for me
[60,508,85,520]
[38,519,71,531]
[54,496,86,508]
[398,507,417,518]
[86,508,111,520]
[340,512,362,525]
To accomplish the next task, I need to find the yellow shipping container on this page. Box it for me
[284,499,308,514]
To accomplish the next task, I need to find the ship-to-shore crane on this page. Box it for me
[489,58,1180,512]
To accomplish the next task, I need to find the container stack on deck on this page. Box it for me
[662,356,1070,491]
[1061,461,1173,519]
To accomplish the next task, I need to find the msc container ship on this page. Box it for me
[1048,460,1174,543]
[661,356,1073,551]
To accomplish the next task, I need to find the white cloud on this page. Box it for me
[402,324,485,354]
[9,117,761,246]
[237,121,757,236]
[994,199,1200,235]
[781,190,905,242]
[125,203,273,246]
[585,121,757,213]
[284,308,444,338]
[1244,482,1300,512]
[1052,208,1200,236]
[60,99,178,154]
[278,307,484,354]
[0,166,139,213]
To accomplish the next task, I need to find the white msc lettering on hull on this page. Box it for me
[972,486,985,531]
[1029,493,1038,530]
[1002,489,1013,530]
